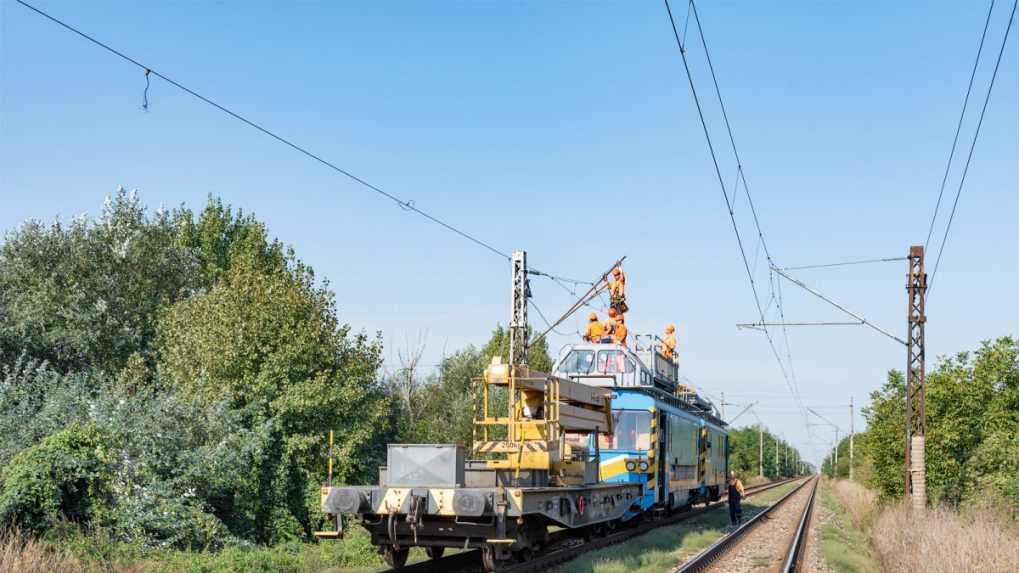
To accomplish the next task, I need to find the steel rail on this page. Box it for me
[374,478,803,573]
[495,477,802,573]
[672,475,817,573]
[780,477,819,573]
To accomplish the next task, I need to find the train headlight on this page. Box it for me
[626,460,637,472]
[638,461,650,472]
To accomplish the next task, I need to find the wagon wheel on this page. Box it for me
[383,545,409,569]
[426,546,445,560]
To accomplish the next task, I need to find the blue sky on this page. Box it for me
[2,1,1016,467]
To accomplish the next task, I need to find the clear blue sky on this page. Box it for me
[2,1,1016,467]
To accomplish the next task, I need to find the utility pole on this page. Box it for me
[849,396,855,481]
[834,427,839,471]
[774,435,779,476]
[509,250,529,366]
[758,424,763,478]
[905,246,927,508]
[782,437,787,473]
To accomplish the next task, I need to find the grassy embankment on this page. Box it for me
[0,525,401,573]
[815,479,879,573]
[819,478,1019,573]
[550,480,801,573]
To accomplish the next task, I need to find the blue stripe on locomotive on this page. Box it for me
[598,389,728,519]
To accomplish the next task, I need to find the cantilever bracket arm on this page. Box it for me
[769,266,907,346]
[737,321,865,328]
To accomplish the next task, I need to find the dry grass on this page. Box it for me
[830,478,877,528]
[871,501,1019,573]
[0,530,93,573]
[743,475,773,488]
[0,530,146,573]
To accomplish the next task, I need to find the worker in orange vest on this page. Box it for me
[602,308,618,342]
[613,314,628,347]
[662,324,677,360]
[608,267,627,314]
[584,313,605,342]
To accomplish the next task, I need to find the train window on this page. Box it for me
[598,410,651,451]
[596,350,635,374]
[560,350,595,374]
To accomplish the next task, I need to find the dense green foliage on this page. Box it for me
[847,337,1018,516]
[727,425,807,479]
[0,191,556,562]
[0,422,112,534]
[0,192,392,551]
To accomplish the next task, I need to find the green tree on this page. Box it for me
[156,259,388,542]
[0,190,199,372]
[861,337,1018,513]
[175,196,289,287]
[392,325,552,447]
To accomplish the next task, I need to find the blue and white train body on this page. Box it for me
[552,334,728,518]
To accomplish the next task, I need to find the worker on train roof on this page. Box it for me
[599,308,618,343]
[609,267,627,314]
[613,315,628,346]
[662,324,677,360]
[583,312,605,342]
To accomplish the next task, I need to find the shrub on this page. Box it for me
[0,423,112,534]
[0,357,97,468]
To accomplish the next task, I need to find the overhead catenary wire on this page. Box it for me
[929,0,1017,295]
[664,1,799,405]
[14,0,516,261]
[771,266,906,345]
[529,257,624,348]
[779,257,907,271]
[528,300,572,337]
[675,1,809,420]
[924,0,998,251]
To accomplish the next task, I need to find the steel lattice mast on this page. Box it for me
[905,246,927,507]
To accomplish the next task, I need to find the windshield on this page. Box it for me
[560,350,595,374]
[598,410,651,451]
[596,350,635,374]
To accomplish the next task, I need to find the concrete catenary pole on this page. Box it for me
[850,396,855,481]
[758,424,763,478]
[834,427,839,473]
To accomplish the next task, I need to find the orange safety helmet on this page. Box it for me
[607,307,618,318]
[612,267,622,277]
[666,324,675,333]
[588,312,598,321]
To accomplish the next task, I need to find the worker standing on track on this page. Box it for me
[583,313,605,342]
[727,471,745,527]
[662,324,677,360]
[608,267,627,314]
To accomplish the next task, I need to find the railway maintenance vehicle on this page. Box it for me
[316,252,728,570]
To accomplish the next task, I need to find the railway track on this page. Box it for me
[372,477,804,573]
[674,475,819,573]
